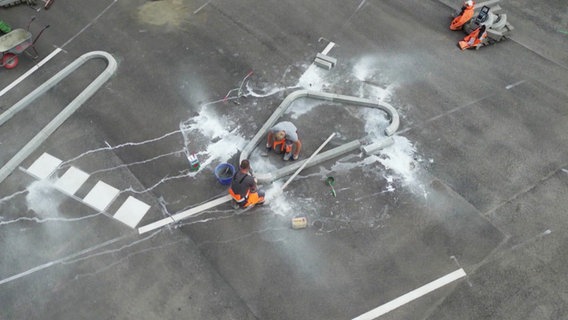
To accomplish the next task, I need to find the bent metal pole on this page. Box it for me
[0,51,117,184]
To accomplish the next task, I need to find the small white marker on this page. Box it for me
[193,1,210,14]
[505,80,526,90]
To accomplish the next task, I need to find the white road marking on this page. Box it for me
[505,80,526,90]
[83,181,119,212]
[26,152,62,179]
[0,47,62,97]
[0,235,129,286]
[193,1,210,14]
[113,196,150,228]
[352,268,467,319]
[54,166,90,195]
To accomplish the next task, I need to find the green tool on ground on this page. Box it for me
[326,176,336,197]
[0,20,11,34]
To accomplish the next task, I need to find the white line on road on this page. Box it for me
[352,268,467,320]
[505,80,526,90]
[0,47,62,97]
[0,235,127,286]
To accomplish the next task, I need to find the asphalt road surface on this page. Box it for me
[1,0,567,319]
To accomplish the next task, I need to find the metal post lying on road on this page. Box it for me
[139,132,337,235]
[280,132,336,191]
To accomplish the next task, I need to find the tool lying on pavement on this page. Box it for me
[326,176,337,197]
[291,216,308,229]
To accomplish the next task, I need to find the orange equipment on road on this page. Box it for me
[450,0,475,30]
[459,25,487,50]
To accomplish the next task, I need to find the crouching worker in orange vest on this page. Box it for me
[229,160,265,209]
[266,121,302,161]
[459,24,487,50]
[450,0,475,31]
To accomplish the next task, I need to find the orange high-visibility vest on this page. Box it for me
[459,27,487,50]
[272,139,292,153]
[450,2,475,30]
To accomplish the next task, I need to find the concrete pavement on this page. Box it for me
[1,0,567,319]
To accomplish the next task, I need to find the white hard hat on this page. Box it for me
[465,0,473,6]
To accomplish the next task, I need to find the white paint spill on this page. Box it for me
[330,159,362,172]
[376,135,418,184]
[180,106,247,172]
[287,99,326,120]
[198,129,247,167]
[353,56,379,82]
[359,107,390,138]
[327,135,419,192]
[25,180,64,217]
[183,106,228,140]
[244,82,293,98]
[264,181,294,216]
[248,152,279,174]
[297,64,328,91]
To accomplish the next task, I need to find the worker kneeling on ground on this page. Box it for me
[450,0,475,30]
[266,121,302,161]
[229,160,265,209]
[459,24,487,50]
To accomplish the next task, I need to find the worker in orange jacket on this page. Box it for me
[266,121,302,161]
[229,160,265,209]
[450,0,475,30]
[459,24,487,50]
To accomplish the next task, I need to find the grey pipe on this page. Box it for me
[0,51,117,183]
[240,89,400,184]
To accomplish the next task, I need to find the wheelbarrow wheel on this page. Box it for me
[2,53,19,69]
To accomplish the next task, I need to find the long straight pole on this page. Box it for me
[280,132,336,191]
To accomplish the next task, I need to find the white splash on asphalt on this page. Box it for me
[25,180,64,217]
[376,135,418,184]
[297,64,329,91]
[264,181,294,217]
[180,106,247,170]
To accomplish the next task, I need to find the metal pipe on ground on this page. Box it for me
[0,51,117,184]
[280,132,336,191]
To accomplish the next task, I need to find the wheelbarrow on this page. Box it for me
[1,0,55,10]
[0,20,49,69]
